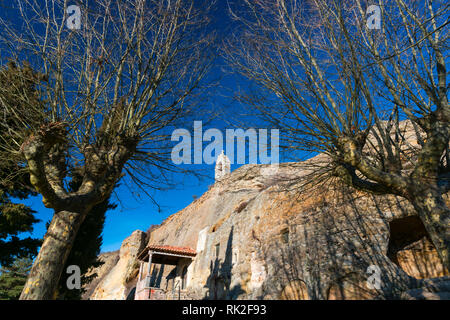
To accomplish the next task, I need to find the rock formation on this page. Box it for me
[88,230,147,300]
[82,250,119,300]
[86,125,449,300]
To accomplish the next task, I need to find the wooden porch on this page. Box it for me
[135,244,197,300]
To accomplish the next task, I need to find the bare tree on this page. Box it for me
[0,0,213,299]
[226,0,449,270]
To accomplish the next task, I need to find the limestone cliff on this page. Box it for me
[87,231,146,300]
[86,157,449,300]
[82,250,119,300]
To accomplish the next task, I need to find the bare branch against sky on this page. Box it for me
[225,0,449,271]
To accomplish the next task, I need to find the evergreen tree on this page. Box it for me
[0,257,33,300]
[0,61,44,266]
[0,191,41,266]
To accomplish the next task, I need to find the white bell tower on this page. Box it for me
[215,150,231,182]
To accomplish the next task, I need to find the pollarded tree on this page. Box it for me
[0,0,213,299]
[226,0,449,270]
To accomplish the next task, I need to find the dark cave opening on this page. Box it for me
[386,215,429,265]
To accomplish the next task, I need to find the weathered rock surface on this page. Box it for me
[89,230,146,300]
[82,250,119,300]
[400,277,450,300]
[86,155,449,300]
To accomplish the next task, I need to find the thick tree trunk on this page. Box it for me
[410,189,450,272]
[19,208,88,300]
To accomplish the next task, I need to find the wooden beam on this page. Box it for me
[154,251,195,259]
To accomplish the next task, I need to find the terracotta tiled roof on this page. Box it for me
[146,244,197,256]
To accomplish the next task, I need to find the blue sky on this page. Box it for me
[11,0,268,253]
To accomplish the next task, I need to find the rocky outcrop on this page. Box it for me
[89,230,146,300]
[400,277,450,300]
[86,156,448,300]
[82,250,119,300]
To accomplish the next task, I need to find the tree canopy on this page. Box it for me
[0,61,43,267]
